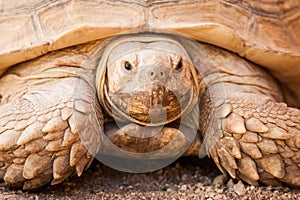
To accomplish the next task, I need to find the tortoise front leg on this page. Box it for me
[200,87,300,187]
[0,78,103,190]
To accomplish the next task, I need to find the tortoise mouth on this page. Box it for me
[107,84,193,126]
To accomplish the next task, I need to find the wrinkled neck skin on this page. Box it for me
[97,35,200,128]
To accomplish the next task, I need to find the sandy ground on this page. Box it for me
[0,157,299,200]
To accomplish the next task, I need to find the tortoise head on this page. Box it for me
[97,34,199,126]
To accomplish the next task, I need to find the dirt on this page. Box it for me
[0,157,299,200]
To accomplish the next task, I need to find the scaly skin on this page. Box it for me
[188,41,300,187]
[0,42,103,189]
[202,89,300,187]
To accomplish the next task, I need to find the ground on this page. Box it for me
[0,157,299,200]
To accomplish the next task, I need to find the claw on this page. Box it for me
[75,156,91,177]
[70,142,86,167]
[53,155,70,179]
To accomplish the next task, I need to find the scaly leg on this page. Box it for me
[0,78,103,190]
[200,86,300,187]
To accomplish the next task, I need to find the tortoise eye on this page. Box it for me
[175,59,183,70]
[124,61,133,70]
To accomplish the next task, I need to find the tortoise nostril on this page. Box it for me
[147,67,168,81]
[150,71,164,78]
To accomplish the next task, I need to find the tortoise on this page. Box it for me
[0,0,300,190]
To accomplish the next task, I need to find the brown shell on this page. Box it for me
[0,0,300,97]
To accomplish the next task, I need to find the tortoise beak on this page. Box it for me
[113,84,183,125]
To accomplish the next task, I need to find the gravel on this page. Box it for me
[0,157,299,200]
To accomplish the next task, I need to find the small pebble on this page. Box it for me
[175,162,182,169]
[181,174,188,181]
[195,188,201,194]
[233,180,246,196]
[180,184,187,191]
[227,179,234,188]
[156,169,163,175]
[214,194,223,199]
[213,175,225,185]
[206,186,213,192]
